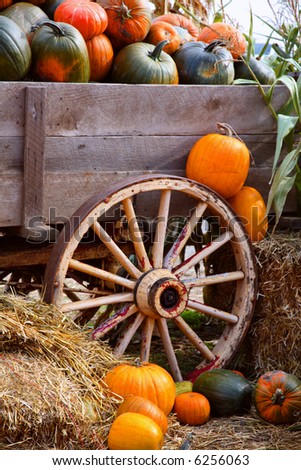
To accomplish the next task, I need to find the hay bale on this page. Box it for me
[245,232,301,377]
[0,294,122,449]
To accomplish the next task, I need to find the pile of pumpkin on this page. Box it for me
[0,0,276,84]
[103,360,301,450]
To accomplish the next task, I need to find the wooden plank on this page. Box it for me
[22,86,47,232]
[0,83,27,136]
[44,134,279,172]
[0,175,23,227]
[0,137,24,173]
[43,83,288,136]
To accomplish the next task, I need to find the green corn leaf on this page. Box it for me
[266,144,301,225]
[270,114,299,180]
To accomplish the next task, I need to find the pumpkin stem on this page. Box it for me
[271,388,286,406]
[216,122,235,137]
[148,40,168,61]
[31,19,66,37]
[134,357,142,367]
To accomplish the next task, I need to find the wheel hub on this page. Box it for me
[134,268,188,319]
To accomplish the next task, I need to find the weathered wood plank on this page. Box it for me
[44,134,279,172]
[43,83,287,136]
[23,86,47,231]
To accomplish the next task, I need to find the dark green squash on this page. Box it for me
[234,54,276,84]
[192,369,252,416]
[111,40,179,84]
[0,16,32,80]
[1,2,48,42]
[42,0,65,19]
[173,40,235,85]
[30,20,90,82]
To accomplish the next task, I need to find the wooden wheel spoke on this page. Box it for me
[163,201,207,270]
[156,317,183,381]
[151,189,171,269]
[92,220,142,279]
[140,317,155,362]
[68,259,136,290]
[173,316,216,362]
[122,197,152,271]
[173,230,234,277]
[183,270,245,289]
[61,291,134,313]
[114,312,145,356]
[91,303,138,340]
[187,299,238,324]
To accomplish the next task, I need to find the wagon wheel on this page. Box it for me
[43,175,257,381]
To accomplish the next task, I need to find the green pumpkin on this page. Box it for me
[111,40,179,84]
[30,20,90,82]
[0,16,32,80]
[192,369,252,416]
[234,54,276,84]
[1,2,48,41]
[173,40,235,85]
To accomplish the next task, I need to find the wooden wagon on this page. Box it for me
[0,82,291,380]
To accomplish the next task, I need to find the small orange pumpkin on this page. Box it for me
[103,360,176,415]
[108,412,164,450]
[152,13,199,40]
[174,391,210,425]
[253,370,301,424]
[86,33,114,81]
[186,123,250,199]
[198,22,246,59]
[227,186,268,242]
[116,395,168,433]
[145,21,181,55]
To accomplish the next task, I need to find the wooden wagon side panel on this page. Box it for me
[0,82,293,229]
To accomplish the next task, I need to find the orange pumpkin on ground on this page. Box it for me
[116,395,168,433]
[103,360,176,415]
[86,33,114,81]
[199,22,246,59]
[186,123,250,199]
[174,392,210,425]
[108,412,164,450]
[145,21,181,55]
[227,186,268,242]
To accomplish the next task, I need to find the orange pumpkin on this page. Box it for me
[54,0,108,40]
[98,0,152,46]
[145,21,181,55]
[227,186,268,242]
[253,370,301,424]
[174,392,210,425]
[116,395,168,433]
[86,33,114,81]
[108,412,164,450]
[0,0,12,9]
[186,123,250,199]
[199,22,246,59]
[153,13,199,40]
[103,360,176,415]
